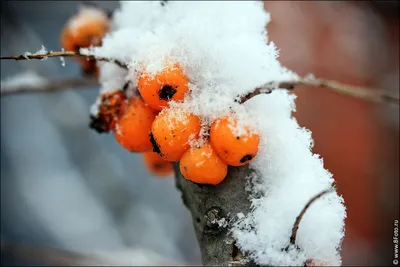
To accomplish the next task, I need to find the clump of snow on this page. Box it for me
[86,1,346,265]
[36,45,49,60]
[232,91,346,266]
[60,48,66,67]
[23,51,32,59]
[1,71,47,93]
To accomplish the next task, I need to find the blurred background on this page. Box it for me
[1,1,399,266]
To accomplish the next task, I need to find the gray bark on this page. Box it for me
[173,163,259,266]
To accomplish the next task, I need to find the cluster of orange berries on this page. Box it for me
[60,6,260,184]
[88,63,259,184]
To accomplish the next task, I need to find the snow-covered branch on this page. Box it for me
[1,51,128,69]
[3,51,398,105]
[290,188,334,246]
[238,79,399,105]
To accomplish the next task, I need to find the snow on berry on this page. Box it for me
[85,1,346,266]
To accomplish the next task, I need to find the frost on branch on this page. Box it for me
[85,1,346,265]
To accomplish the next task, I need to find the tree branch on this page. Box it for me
[1,51,128,69]
[2,52,398,105]
[290,188,334,246]
[173,163,258,266]
[1,77,99,96]
[238,79,399,105]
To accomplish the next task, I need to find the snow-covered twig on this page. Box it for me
[239,79,399,105]
[2,52,398,105]
[1,51,128,69]
[290,188,334,246]
[1,77,98,96]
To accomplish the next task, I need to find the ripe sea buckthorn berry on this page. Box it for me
[210,114,260,166]
[138,64,189,111]
[143,151,173,177]
[114,97,159,152]
[81,59,100,78]
[150,109,201,161]
[89,89,127,133]
[60,6,110,75]
[180,143,228,185]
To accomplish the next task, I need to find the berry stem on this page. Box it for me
[238,78,399,105]
[290,188,334,246]
[0,51,128,69]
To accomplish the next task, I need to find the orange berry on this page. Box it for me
[210,115,260,166]
[81,59,100,78]
[114,98,159,152]
[61,7,110,75]
[180,143,228,185]
[150,109,201,161]
[90,89,127,133]
[143,151,173,177]
[138,64,189,111]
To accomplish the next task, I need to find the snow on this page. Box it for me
[36,45,49,60]
[232,91,346,265]
[60,48,66,67]
[84,1,346,265]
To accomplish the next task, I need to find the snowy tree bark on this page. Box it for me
[173,163,259,266]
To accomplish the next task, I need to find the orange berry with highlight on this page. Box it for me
[143,151,173,177]
[150,109,201,161]
[114,98,159,152]
[138,64,189,111]
[61,6,110,76]
[210,114,260,166]
[180,143,228,185]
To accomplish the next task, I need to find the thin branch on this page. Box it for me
[1,77,99,96]
[239,79,399,105]
[1,51,128,69]
[290,188,334,245]
[2,52,398,106]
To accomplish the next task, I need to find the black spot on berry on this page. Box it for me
[149,132,161,154]
[240,154,253,164]
[89,115,108,134]
[158,85,177,100]
[236,136,240,140]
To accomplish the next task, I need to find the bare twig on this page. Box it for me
[1,77,99,96]
[1,51,128,69]
[290,188,334,245]
[239,79,399,105]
